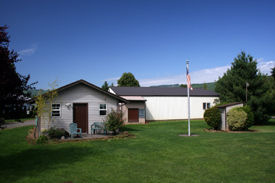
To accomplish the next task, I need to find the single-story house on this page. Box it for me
[215,102,244,130]
[30,79,128,134]
[109,87,220,124]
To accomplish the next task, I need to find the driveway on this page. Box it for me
[3,120,36,129]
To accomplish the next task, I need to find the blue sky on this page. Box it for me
[1,0,275,89]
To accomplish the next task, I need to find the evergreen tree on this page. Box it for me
[101,81,109,91]
[271,66,275,80]
[117,72,140,87]
[215,51,275,124]
[180,84,187,88]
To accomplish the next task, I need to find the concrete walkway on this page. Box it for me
[3,120,36,129]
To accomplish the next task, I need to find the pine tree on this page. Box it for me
[101,81,109,91]
[215,51,275,124]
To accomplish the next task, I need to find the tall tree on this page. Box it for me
[0,25,37,116]
[117,72,140,87]
[215,51,275,124]
[102,81,109,91]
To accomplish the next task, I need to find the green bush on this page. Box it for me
[204,107,221,129]
[103,108,125,135]
[241,106,254,129]
[44,127,65,139]
[227,106,254,131]
[36,135,48,144]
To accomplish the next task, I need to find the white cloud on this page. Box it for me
[139,65,231,86]
[18,44,37,56]
[257,59,274,75]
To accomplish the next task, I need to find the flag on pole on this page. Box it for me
[186,64,193,90]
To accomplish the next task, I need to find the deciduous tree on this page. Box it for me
[117,72,140,87]
[35,79,59,130]
[0,25,37,117]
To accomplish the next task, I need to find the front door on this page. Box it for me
[128,108,139,122]
[73,103,88,133]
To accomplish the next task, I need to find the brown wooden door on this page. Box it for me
[73,104,88,133]
[128,108,139,122]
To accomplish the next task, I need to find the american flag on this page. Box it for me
[186,64,193,90]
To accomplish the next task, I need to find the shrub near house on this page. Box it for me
[227,106,254,131]
[204,107,221,130]
[103,108,125,135]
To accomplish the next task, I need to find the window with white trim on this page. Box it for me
[99,104,107,116]
[203,103,211,110]
[52,103,61,117]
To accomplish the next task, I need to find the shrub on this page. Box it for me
[241,105,254,129]
[103,108,125,135]
[36,135,48,144]
[227,106,254,131]
[204,107,221,130]
[44,127,65,139]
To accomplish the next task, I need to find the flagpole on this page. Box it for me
[187,60,190,136]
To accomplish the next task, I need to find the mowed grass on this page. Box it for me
[0,120,275,183]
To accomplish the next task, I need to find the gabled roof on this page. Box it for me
[215,102,243,108]
[29,79,128,103]
[110,87,219,97]
[120,96,147,101]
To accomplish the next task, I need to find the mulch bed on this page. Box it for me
[26,128,136,144]
[204,128,259,133]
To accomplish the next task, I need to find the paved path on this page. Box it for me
[3,120,36,129]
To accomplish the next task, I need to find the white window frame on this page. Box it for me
[203,102,211,110]
[52,103,61,117]
[99,103,107,116]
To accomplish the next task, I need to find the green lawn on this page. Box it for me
[0,120,274,183]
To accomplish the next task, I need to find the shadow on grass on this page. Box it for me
[0,146,99,182]
[265,120,275,126]
[121,126,141,132]
[254,119,275,126]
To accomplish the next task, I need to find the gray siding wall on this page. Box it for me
[41,83,119,134]
[217,103,244,131]
[218,108,226,130]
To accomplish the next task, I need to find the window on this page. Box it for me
[203,103,211,110]
[52,103,61,117]
[99,104,107,116]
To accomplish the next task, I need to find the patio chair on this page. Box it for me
[91,122,106,135]
[69,123,82,139]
